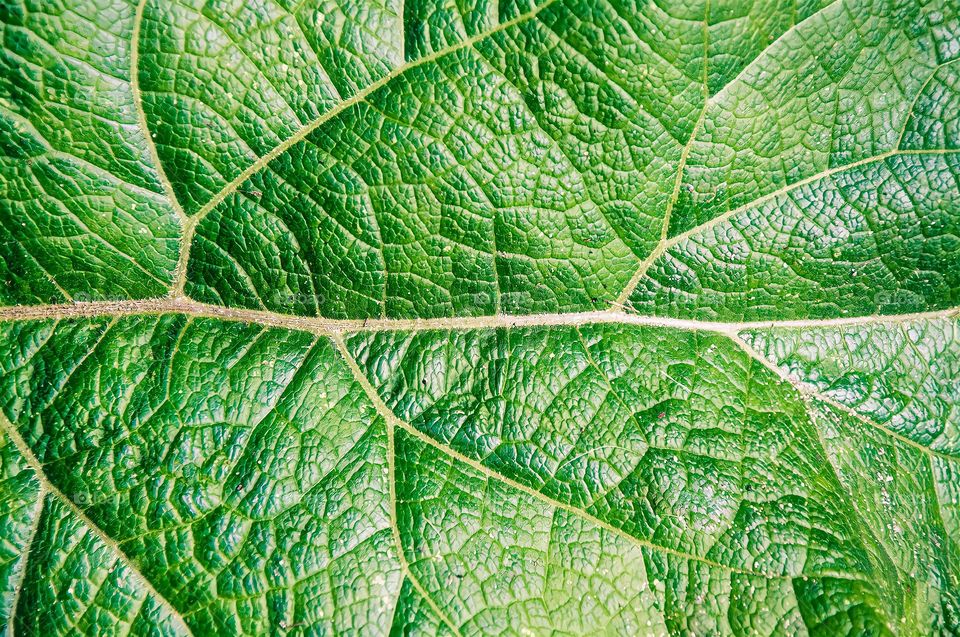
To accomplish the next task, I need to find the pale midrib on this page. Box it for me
[0,414,194,636]
[1,298,957,335]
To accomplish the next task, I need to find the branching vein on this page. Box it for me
[0,414,194,636]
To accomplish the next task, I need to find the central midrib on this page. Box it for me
[0,297,956,335]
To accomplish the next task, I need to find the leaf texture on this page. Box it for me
[0,0,959,634]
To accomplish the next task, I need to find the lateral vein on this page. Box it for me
[379,391,465,637]
[332,332,464,636]
[167,0,560,299]
[5,488,45,637]
[726,332,960,463]
[189,0,559,224]
[0,414,195,636]
[131,0,187,225]
[614,0,710,308]
[330,331,819,579]
[615,147,960,305]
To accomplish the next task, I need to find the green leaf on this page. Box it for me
[1,0,959,634]
[0,0,180,304]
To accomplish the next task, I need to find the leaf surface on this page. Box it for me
[1,0,959,634]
